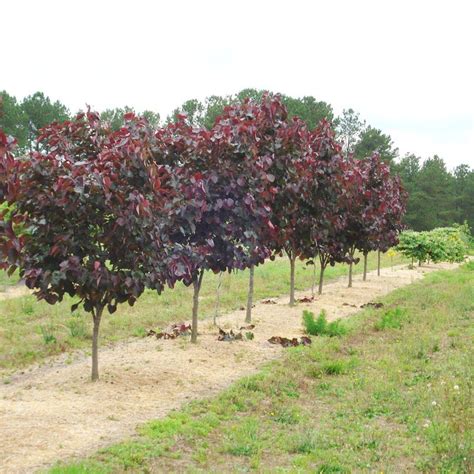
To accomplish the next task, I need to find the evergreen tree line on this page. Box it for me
[1,89,472,231]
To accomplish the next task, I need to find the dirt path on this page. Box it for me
[0,262,459,473]
[0,283,29,301]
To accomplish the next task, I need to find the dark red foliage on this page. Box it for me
[338,154,407,257]
[0,112,171,313]
[268,335,312,347]
[151,98,280,287]
[297,296,314,303]
[217,328,243,341]
[305,120,350,267]
[148,323,191,339]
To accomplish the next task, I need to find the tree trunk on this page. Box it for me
[318,264,325,295]
[377,250,381,276]
[91,305,104,382]
[191,270,204,343]
[418,260,422,267]
[348,248,355,288]
[411,256,414,268]
[311,260,317,298]
[363,252,368,281]
[213,272,222,326]
[245,265,255,323]
[289,254,296,306]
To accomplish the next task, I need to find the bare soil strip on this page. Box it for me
[0,283,28,301]
[0,262,458,473]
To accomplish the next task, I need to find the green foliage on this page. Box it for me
[40,325,57,345]
[394,154,474,231]
[336,108,365,157]
[353,125,398,163]
[303,310,347,337]
[326,320,348,337]
[100,106,135,130]
[0,91,28,147]
[168,89,333,131]
[396,230,429,264]
[21,91,70,151]
[396,225,470,265]
[1,90,70,153]
[321,360,348,375]
[100,107,160,131]
[375,307,407,330]
[132,326,147,338]
[303,309,327,335]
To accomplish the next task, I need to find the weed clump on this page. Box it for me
[39,325,57,345]
[303,310,347,337]
[375,307,407,330]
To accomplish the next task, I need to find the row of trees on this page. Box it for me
[1,95,406,381]
[0,91,161,153]
[394,155,473,231]
[2,89,471,232]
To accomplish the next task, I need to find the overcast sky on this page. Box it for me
[2,0,473,168]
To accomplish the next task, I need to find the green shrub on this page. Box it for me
[396,225,470,266]
[303,310,347,337]
[375,307,407,330]
[303,309,327,335]
[326,320,347,337]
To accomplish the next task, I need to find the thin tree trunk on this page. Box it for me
[377,250,381,276]
[213,272,222,326]
[91,304,104,382]
[411,256,414,268]
[348,248,355,288]
[418,260,422,267]
[289,254,296,306]
[363,252,368,281]
[311,259,317,298]
[245,265,255,323]
[318,263,325,295]
[191,270,204,343]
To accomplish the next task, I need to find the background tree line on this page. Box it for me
[1,88,472,231]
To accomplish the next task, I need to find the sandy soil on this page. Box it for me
[0,283,29,301]
[0,262,459,473]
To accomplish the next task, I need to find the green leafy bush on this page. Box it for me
[303,310,347,337]
[396,225,470,265]
[303,310,327,335]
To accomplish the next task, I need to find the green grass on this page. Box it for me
[0,268,20,290]
[374,307,408,330]
[303,309,347,337]
[49,262,473,473]
[0,251,408,374]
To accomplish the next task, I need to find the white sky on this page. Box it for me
[2,0,473,169]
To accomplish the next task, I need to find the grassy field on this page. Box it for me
[0,268,20,289]
[0,251,408,374]
[49,262,473,473]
